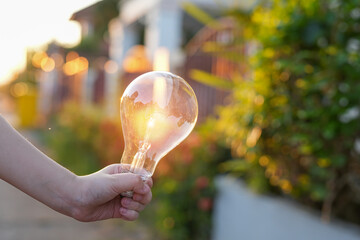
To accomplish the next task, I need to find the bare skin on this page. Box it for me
[0,115,152,222]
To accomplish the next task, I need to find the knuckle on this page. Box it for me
[148,178,154,187]
[134,175,143,185]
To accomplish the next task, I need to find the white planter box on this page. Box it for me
[213,176,360,240]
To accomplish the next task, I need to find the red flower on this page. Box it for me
[198,197,212,211]
[196,176,210,189]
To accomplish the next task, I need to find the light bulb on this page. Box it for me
[120,71,198,196]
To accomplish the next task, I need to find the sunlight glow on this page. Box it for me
[153,47,170,72]
[0,0,100,85]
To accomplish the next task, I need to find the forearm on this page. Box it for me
[0,115,79,217]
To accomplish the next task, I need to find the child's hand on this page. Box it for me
[71,164,153,222]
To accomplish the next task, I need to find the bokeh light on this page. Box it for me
[104,60,118,74]
[40,57,55,72]
[10,82,29,97]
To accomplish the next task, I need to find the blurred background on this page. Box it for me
[1,0,360,239]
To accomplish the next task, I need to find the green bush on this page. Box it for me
[45,103,124,175]
[191,0,360,224]
[148,123,229,240]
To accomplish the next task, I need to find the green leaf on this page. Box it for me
[219,159,251,173]
[190,69,235,90]
[310,184,327,201]
[332,155,346,168]
[182,2,219,29]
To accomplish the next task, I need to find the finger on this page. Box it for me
[133,181,150,195]
[133,191,152,205]
[121,197,145,212]
[118,163,131,172]
[99,164,132,175]
[97,164,117,174]
[108,195,124,219]
[145,177,153,188]
[98,164,123,174]
[119,207,139,221]
[111,173,144,194]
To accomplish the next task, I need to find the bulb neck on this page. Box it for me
[129,141,151,174]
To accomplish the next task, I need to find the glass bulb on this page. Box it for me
[120,71,198,182]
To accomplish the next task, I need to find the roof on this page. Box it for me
[70,1,102,21]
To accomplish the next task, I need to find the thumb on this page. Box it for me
[110,173,145,194]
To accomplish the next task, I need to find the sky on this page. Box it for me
[0,0,101,85]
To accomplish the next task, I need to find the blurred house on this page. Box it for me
[70,2,114,105]
[183,17,247,121]
[36,1,117,122]
[105,0,255,120]
[35,0,254,122]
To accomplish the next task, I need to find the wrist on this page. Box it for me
[65,175,86,220]
[66,175,95,221]
[52,173,84,219]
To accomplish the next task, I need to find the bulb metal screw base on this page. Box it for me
[121,190,134,198]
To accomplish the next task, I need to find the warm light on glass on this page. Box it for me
[120,71,198,183]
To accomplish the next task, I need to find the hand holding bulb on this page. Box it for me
[0,116,153,222]
[120,71,198,196]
